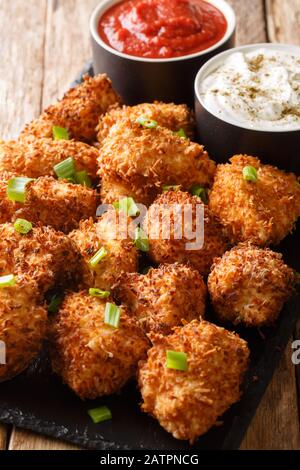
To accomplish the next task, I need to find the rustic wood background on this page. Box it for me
[0,0,299,450]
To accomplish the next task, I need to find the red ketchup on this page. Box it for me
[98,0,228,59]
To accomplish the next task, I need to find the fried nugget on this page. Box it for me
[100,174,158,206]
[96,101,195,144]
[0,223,82,294]
[113,263,206,334]
[0,171,18,223]
[208,243,296,327]
[143,191,228,276]
[0,278,47,382]
[20,74,121,142]
[0,137,99,181]
[49,291,149,399]
[14,176,98,233]
[209,155,300,246]
[98,118,216,203]
[138,320,249,443]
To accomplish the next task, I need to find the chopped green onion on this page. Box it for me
[52,126,70,140]
[174,128,187,138]
[136,116,158,129]
[166,350,188,371]
[191,185,208,204]
[48,294,63,314]
[7,177,34,203]
[89,247,108,268]
[243,166,258,182]
[0,274,16,288]
[162,184,181,192]
[53,157,76,180]
[134,227,149,252]
[113,197,139,217]
[89,288,110,298]
[88,406,112,424]
[75,171,92,188]
[13,218,32,234]
[104,302,121,328]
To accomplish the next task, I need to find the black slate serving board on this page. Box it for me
[0,63,299,450]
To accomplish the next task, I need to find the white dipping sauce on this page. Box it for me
[200,48,300,131]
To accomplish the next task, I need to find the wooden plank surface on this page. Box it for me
[0,0,299,450]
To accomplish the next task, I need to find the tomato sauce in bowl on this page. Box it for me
[98,0,227,59]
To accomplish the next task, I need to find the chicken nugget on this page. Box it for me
[96,101,195,144]
[20,74,121,142]
[69,210,138,291]
[208,243,296,327]
[143,190,228,276]
[0,171,18,223]
[49,291,149,399]
[113,263,206,334]
[138,320,249,443]
[0,137,99,181]
[209,155,300,246]
[100,174,158,206]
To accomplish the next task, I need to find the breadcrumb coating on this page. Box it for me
[69,211,138,291]
[20,74,121,142]
[0,171,18,223]
[208,243,296,327]
[96,101,195,144]
[0,137,99,181]
[113,263,207,334]
[138,320,249,443]
[143,191,228,276]
[49,291,149,399]
[100,174,158,206]
[209,155,300,246]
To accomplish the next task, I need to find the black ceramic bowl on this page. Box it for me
[90,0,236,106]
[194,43,300,175]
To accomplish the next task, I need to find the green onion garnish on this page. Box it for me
[13,218,33,234]
[243,166,258,182]
[52,126,70,140]
[104,303,121,328]
[191,185,208,204]
[134,227,149,252]
[162,184,181,192]
[174,128,187,138]
[88,406,112,424]
[89,247,108,268]
[75,171,92,188]
[136,116,158,129]
[0,274,16,288]
[7,177,34,203]
[53,157,76,180]
[89,288,110,298]
[166,350,188,371]
[48,294,63,314]
[113,197,139,217]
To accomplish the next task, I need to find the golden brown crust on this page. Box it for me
[138,320,249,443]
[113,263,206,334]
[96,101,195,144]
[100,174,158,206]
[20,74,121,142]
[209,155,300,246]
[49,291,149,399]
[144,190,229,276]
[208,243,296,327]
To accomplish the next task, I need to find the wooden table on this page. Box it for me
[0,0,299,451]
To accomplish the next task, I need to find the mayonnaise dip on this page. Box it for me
[199,48,300,131]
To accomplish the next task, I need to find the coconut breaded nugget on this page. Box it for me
[100,174,158,206]
[69,211,138,291]
[0,223,82,294]
[208,243,297,327]
[49,291,149,399]
[20,74,121,142]
[0,277,47,382]
[97,101,195,144]
[98,119,216,193]
[209,155,300,246]
[14,176,98,233]
[113,263,207,335]
[138,320,249,443]
[143,191,228,276]
[0,137,99,181]
[0,171,19,223]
